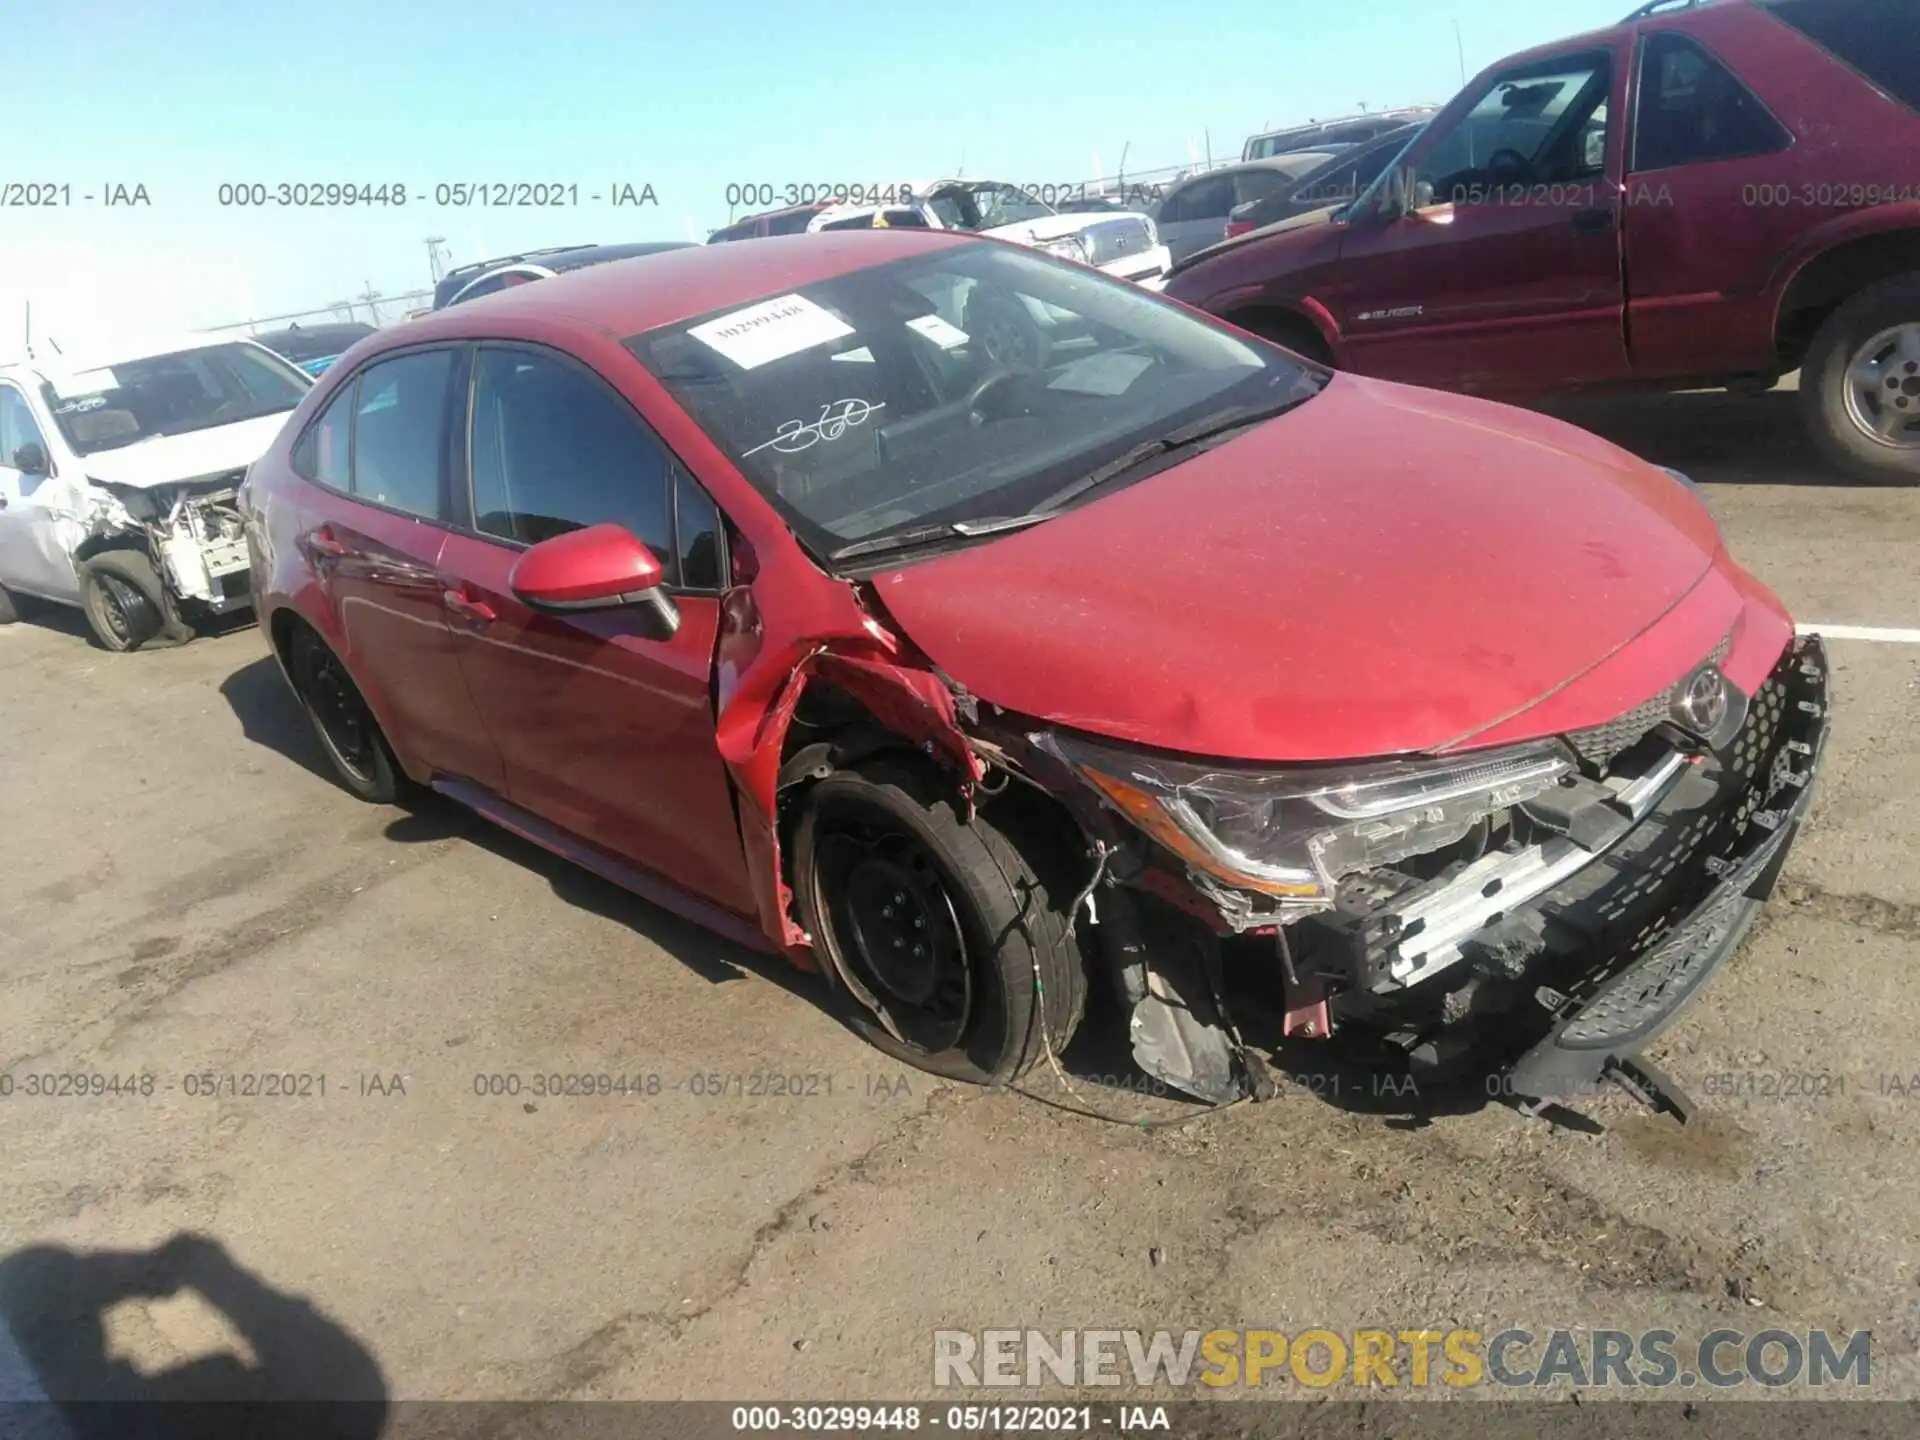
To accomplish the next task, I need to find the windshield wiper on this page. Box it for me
[1031,394,1312,514]
[828,512,1054,563]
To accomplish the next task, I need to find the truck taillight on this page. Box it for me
[1225,220,1254,239]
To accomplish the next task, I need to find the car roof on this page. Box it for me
[377,230,978,349]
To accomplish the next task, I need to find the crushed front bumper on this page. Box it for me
[1505,635,1830,1110]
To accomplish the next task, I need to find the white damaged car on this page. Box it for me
[814,180,1172,289]
[0,335,312,651]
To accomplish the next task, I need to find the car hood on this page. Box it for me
[986,212,1147,245]
[81,413,293,489]
[1173,203,1340,276]
[870,375,1726,763]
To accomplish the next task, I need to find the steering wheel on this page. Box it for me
[965,368,1028,423]
[1485,148,1532,184]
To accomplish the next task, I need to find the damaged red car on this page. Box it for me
[241,231,1830,1118]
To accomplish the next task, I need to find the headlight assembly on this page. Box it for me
[1040,733,1577,909]
[1037,235,1090,264]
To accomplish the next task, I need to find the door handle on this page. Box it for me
[306,526,350,559]
[1570,206,1615,235]
[442,587,497,624]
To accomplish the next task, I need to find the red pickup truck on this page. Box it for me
[1162,0,1920,483]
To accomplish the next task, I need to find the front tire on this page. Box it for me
[77,550,193,652]
[1801,274,1920,485]
[794,758,1088,1086]
[285,625,408,803]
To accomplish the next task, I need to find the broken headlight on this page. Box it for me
[1042,733,1576,908]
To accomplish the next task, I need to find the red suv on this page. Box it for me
[242,232,1829,1119]
[1163,0,1920,483]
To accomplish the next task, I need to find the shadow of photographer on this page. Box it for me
[0,1233,386,1438]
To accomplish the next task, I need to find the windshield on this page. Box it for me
[627,241,1319,561]
[40,343,310,456]
[924,183,1057,231]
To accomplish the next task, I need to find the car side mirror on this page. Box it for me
[12,441,50,475]
[508,522,680,639]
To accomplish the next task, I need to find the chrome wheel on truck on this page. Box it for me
[1802,274,1920,485]
[1842,322,1920,450]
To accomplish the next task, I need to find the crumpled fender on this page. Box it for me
[711,570,983,955]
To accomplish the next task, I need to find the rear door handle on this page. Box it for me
[1571,206,1615,235]
[442,587,497,625]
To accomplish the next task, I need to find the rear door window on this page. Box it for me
[1632,32,1792,170]
[349,350,455,520]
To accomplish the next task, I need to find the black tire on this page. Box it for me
[77,550,193,652]
[1800,273,1920,485]
[794,758,1088,1086]
[285,624,409,803]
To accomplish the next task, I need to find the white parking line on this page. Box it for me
[1798,624,1920,643]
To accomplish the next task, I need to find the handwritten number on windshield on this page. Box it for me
[743,398,887,458]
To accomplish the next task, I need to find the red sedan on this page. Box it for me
[242,230,1829,1118]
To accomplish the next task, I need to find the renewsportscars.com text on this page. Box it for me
[932,1327,1872,1390]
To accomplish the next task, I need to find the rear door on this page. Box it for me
[1619,25,1798,376]
[1332,44,1632,389]
[1157,173,1239,263]
[434,343,756,916]
[289,346,505,789]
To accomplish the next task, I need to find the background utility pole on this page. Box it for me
[358,281,384,325]
[1455,21,1468,86]
[424,237,449,284]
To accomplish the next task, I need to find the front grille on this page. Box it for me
[1079,215,1154,267]
[1567,629,1734,769]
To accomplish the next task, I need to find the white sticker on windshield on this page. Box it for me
[831,346,876,363]
[46,367,119,399]
[688,294,855,371]
[905,314,970,350]
[1046,351,1155,397]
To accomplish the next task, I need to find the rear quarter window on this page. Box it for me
[1760,0,1920,112]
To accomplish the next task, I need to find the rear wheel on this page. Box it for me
[286,625,408,803]
[1801,274,1920,485]
[77,550,193,652]
[794,758,1088,1086]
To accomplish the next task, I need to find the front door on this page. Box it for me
[436,343,756,916]
[0,382,82,602]
[1333,44,1631,391]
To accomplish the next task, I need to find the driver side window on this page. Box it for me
[1412,52,1613,205]
[0,385,48,466]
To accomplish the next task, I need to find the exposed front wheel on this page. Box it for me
[1801,275,1920,485]
[794,759,1088,1086]
[286,625,408,803]
[77,550,193,652]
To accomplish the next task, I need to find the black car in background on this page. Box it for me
[430,241,695,309]
[251,322,377,378]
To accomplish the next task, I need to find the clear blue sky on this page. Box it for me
[2,0,1631,341]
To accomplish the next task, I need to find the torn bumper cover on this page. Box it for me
[1505,637,1830,1109]
[1071,635,1830,1112]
